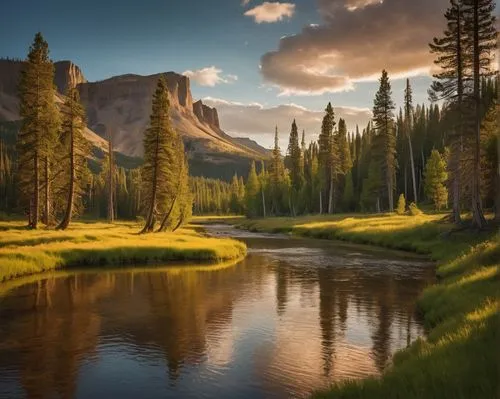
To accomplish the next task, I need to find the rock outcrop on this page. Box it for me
[54,61,86,94]
[0,59,269,172]
[193,100,220,129]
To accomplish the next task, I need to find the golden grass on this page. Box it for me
[0,221,247,282]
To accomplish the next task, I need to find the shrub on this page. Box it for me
[396,194,406,215]
[408,202,423,216]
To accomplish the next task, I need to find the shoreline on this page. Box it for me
[0,221,247,283]
[228,214,498,398]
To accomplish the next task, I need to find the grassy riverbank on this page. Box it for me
[0,221,247,282]
[237,214,499,398]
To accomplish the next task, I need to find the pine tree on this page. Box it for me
[107,133,115,222]
[462,0,496,228]
[270,126,285,214]
[424,149,449,210]
[287,119,303,215]
[404,79,419,205]
[429,0,467,224]
[157,137,191,231]
[342,170,354,211]
[245,161,260,218]
[56,88,90,229]
[318,103,337,213]
[17,33,60,228]
[140,76,177,233]
[258,161,268,217]
[338,118,352,175]
[373,70,397,211]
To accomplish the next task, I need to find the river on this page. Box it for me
[0,225,435,398]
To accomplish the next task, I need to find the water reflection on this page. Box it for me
[0,228,434,398]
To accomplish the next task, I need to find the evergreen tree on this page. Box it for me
[17,32,60,228]
[373,70,397,211]
[342,170,354,211]
[56,88,90,229]
[107,133,115,222]
[270,126,286,214]
[287,119,303,215]
[462,0,496,228]
[245,161,260,218]
[258,161,268,217]
[140,76,177,233]
[429,0,467,224]
[404,79,418,204]
[424,149,449,210]
[318,103,337,213]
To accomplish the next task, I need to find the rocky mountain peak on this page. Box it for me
[54,61,86,94]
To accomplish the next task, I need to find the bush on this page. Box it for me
[408,202,423,216]
[396,194,406,215]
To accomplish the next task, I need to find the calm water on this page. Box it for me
[0,226,435,398]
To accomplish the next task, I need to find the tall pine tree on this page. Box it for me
[17,33,60,228]
[373,70,397,211]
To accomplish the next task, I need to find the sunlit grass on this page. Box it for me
[0,221,247,282]
[236,214,499,398]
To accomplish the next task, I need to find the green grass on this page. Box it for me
[0,221,247,282]
[236,214,499,399]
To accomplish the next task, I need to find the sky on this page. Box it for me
[1,0,493,149]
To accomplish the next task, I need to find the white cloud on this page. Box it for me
[244,2,296,23]
[203,97,371,148]
[260,0,449,94]
[182,67,238,87]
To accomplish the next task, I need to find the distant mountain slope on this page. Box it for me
[0,59,270,176]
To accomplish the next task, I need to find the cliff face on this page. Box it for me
[0,59,87,121]
[193,100,220,129]
[0,59,269,163]
[77,71,266,158]
[54,61,86,94]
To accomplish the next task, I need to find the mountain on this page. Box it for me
[0,59,108,152]
[0,58,269,179]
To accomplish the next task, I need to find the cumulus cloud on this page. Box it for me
[260,0,449,94]
[203,97,371,147]
[244,2,296,23]
[183,66,238,87]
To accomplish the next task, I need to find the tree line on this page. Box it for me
[3,33,191,232]
[239,0,497,226]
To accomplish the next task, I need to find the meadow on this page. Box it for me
[236,213,499,398]
[0,221,247,282]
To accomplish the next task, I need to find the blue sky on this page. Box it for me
[1,0,480,147]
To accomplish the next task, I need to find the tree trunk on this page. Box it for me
[172,215,184,232]
[451,138,462,224]
[451,4,464,225]
[495,167,500,224]
[319,189,323,215]
[328,175,334,214]
[140,128,160,234]
[408,137,418,204]
[404,164,408,201]
[43,156,50,226]
[107,133,115,223]
[261,187,266,217]
[31,153,39,229]
[376,197,381,213]
[387,178,394,212]
[57,125,75,230]
[470,0,487,229]
[157,191,179,232]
